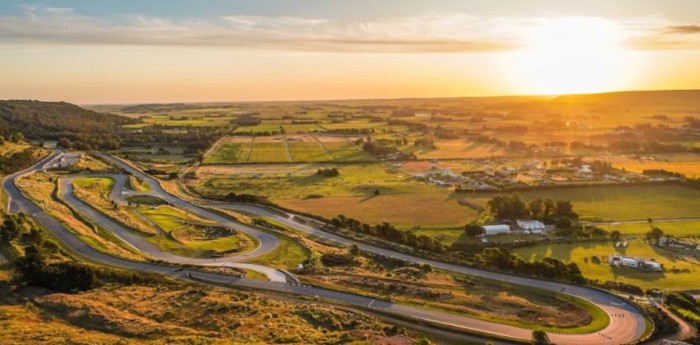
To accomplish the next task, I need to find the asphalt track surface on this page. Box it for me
[2,151,649,345]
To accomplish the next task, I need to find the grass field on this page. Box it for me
[73,177,114,196]
[193,163,479,227]
[246,232,309,270]
[323,141,376,162]
[605,153,700,179]
[407,140,508,159]
[470,184,700,221]
[512,239,700,291]
[279,193,479,227]
[600,221,700,236]
[139,205,251,257]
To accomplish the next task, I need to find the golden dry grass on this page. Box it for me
[0,280,414,345]
[278,193,479,227]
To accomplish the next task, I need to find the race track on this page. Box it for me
[1,150,650,345]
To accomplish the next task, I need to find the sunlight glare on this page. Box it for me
[508,17,631,95]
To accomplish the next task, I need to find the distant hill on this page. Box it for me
[0,100,134,149]
[552,90,700,107]
[0,100,132,139]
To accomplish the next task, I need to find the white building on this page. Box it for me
[516,220,546,234]
[482,224,510,235]
[609,255,662,271]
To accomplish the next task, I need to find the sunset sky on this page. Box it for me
[2,0,700,103]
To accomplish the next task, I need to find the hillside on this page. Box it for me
[552,90,700,107]
[0,100,134,149]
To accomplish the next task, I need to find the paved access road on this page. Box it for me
[2,151,649,345]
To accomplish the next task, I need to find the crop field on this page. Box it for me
[469,184,700,221]
[247,142,290,163]
[512,239,700,290]
[204,135,372,164]
[600,220,700,236]
[287,137,331,162]
[203,140,253,164]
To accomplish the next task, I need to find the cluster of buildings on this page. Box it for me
[658,237,700,252]
[609,255,663,271]
[411,159,660,192]
[411,166,466,188]
[481,219,547,236]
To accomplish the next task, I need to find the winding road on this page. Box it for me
[2,150,651,345]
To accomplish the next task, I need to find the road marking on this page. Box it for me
[367,299,375,308]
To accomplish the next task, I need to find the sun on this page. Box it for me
[507,17,631,95]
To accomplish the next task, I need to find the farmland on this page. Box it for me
[192,162,479,227]
[512,238,700,291]
[468,184,700,221]
[600,221,700,236]
[204,135,373,164]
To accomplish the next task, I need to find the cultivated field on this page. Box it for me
[204,135,373,164]
[512,239,700,291]
[469,184,700,221]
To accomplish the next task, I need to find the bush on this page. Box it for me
[15,250,96,292]
[316,168,339,177]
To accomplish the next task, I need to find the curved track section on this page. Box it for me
[2,151,650,345]
[59,174,285,281]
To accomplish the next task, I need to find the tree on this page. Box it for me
[531,330,551,345]
[168,172,178,180]
[556,217,573,230]
[529,198,544,219]
[349,244,360,256]
[464,224,485,237]
[610,230,622,242]
[0,217,21,242]
[374,189,380,196]
[9,132,24,143]
[646,227,664,241]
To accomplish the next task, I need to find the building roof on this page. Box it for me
[482,224,510,232]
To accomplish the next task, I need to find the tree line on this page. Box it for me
[330,215,445,253]
[487,193,578,221]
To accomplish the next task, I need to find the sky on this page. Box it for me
[1,0,700,104]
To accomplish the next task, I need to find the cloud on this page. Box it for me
[2,6,700,53]
[665,25,700,34]
[623,19,700,50]
[0,6,520,53]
